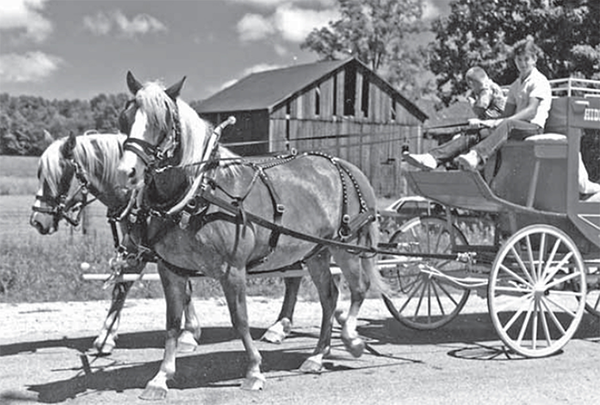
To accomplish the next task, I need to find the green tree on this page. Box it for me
[300,0,432,100]
[430,0,600,103]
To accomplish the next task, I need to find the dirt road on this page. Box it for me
[1,296,599,405]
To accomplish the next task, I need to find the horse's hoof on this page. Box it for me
[93,336,115,356]
[344,337,365,358]
[240,375,265,391]
[177,331,198,353]
[139,384,168,401]
[261,328,286,344]
[334,308,347,326]
[299,358,323,374]
[261,318,291,344]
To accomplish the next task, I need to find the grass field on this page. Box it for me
[0,155,490,304]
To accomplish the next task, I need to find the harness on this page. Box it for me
[32,158,98,226]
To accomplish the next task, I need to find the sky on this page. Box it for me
[0,0,450,102]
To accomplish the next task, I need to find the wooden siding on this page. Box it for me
[197,62,426,198]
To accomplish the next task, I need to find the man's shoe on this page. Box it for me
[455,150,480,171]
[403,153,437,171]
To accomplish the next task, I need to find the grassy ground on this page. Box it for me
[0,155,490,304]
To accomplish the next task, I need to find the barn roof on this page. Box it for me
[196,58,427,121]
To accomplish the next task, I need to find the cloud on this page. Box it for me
[228,0,336,10]
[237,4,338,44]
[0,51,63,83]
[0,0,53,43]
[83,10,167,37]
[237,13,275,41]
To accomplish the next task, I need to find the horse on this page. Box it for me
[116,72,384,400]
[29,132,303,354]
[30,132,202,354]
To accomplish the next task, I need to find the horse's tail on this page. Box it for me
[360,218,390,296]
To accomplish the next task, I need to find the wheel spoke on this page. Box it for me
[538,300,552,347]
[541,238,562,281]
[495,292,532,313]
[544,271,581,290]
[543,295,578,320]
[434,279,460,307]
[540,297,567,335]
[516,299,535,345]
[397,278,424,313]
[537,232,547,280]
[430,281,446,317]
[525,234,537,281]
[412,280,428,320]
[542,252,574,285]
[509,247,536,286]
[498,263,533,288]
[502,295,533,332]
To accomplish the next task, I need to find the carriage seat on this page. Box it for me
[489,134,568,212]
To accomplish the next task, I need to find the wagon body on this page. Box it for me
[383,81,600,357]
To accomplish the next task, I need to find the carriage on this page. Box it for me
[31,74,599,399]
[380,78,600,357]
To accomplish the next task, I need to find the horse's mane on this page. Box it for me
[135,81,240,177]
[40,133,125,196]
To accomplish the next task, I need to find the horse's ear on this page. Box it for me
[126,71,142,95]
[165,76,186,101]
[60,131,77,159]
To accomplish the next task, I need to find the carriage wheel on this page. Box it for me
[584,267,600,316]
[381,216,471,330]
[488,224,586,357]
[585,289,600,317]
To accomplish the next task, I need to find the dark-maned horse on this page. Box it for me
[30,133,202,354]
[117,72,384,399]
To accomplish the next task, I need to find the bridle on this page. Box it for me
[121,99,182,170]
[32,158,97,227]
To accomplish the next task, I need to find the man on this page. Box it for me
[405,37,551,171]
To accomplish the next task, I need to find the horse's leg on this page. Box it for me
[219,266,265,390]
[331,252,371,358]
[261,276,301,344]
[93,260,147,355]
[140,261,187,401]
[301,250,337,373]
[178,280,202,353]
[93,281,132,355]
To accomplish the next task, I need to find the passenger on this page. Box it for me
[405,37,551,171]
[465,66,506,120]
[579,156,600,202]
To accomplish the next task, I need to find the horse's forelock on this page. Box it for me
[135,81,173,135]
[71,134,124,190]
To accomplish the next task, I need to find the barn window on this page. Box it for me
[315,85,321,116]
[361,76,369,118]
[344,66,356,116]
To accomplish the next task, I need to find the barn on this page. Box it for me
[195,57,428,197]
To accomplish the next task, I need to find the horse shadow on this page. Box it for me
[0,326,266,358]
[26,341,309,403]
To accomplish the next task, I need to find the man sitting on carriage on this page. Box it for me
[404,37,551,172]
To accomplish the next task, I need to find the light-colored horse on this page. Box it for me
[29,133,301,355]
[117,72,384,400]
[30,133,201,354]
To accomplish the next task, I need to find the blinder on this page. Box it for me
[121,98,182,170]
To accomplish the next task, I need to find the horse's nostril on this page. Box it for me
[128,168,136,178]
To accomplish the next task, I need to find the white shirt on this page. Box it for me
[506,68,552,128]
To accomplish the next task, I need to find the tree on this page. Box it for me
[300,0,432,100]
[429,0,600,104]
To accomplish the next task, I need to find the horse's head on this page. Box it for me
[30,132,89,234]
[117,71,188,191]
